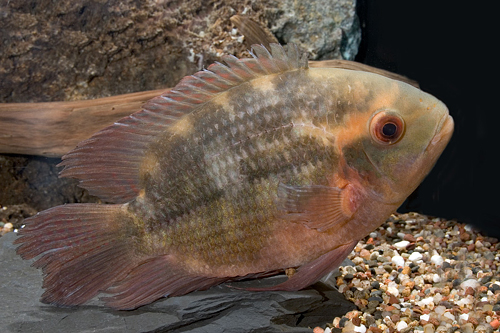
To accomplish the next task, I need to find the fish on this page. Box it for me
[14,43,454,310]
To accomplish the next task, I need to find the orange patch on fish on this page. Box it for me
[331,111,372,151]
[291,119,335,147]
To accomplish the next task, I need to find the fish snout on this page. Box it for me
[428,114,454,152]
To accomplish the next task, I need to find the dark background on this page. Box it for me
[356,2,498,237]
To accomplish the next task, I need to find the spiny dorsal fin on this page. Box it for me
[59,43,309,203]
[230,15,279,50]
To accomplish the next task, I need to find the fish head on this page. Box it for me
[362,82,453,204]
[335,73,454,205]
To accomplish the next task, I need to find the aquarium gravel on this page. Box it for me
[313,212,500,333]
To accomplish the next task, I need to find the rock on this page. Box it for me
[460,278,480,290]
[270,0,360,60]
[402,234,416,242]
[407,252,423,262]
[0,233,356,332]
[430,254,444,266]
[391,255,405,267]
[0,155,98,213]
[395,321,407,331]
[393,240,409,250]
[1,0,359,104]
[0,222,13,236]
[0,204,38,230]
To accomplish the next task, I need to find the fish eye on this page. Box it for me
[370,111,405,145]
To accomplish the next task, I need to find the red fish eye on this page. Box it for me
[370,111,405,145]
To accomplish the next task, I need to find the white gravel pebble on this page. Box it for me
[456,297,473,306]
[387,286,399,296]
[434,305,446,315]
[408,251,423,262]
[459,313,469,321]
[353,324,366,333]
[417,296,434,307]
[420,314,430,321]
[393,240,409,249]
[460,279,480,290]
[430,254,444,266]
[396,321,408,330]
[443,312,456,321]
[391,255,405,267]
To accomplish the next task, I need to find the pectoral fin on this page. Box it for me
[277,183,360,231]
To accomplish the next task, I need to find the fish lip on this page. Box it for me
[426,114,454,153]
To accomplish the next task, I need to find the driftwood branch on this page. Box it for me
[0,61,417,157]
[0,89,166,157]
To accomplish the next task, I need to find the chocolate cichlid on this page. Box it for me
[15,44,453,310]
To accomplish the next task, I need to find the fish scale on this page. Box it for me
[15,43,453,309]
[139,82,335,219]
[137,104,338,272]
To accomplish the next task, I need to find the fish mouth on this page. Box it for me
[391,113,453,204]
[425,114,454,154]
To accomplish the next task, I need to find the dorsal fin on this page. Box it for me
[59,43,309,203]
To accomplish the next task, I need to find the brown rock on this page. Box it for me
[460,227,471,241]
[389,295,400,304]
[360,248,371,259]
[478,286,488,293]
[401,286,412,297]
[390,314,400,323]
[489,318,500,330]
[428,317,440,326]
[403,234,416,242]
[465,287,475,296]
[0,155,98,212]
[441,286,451,296]
[354,299,368,310]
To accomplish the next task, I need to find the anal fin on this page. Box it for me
[102,256,227,310]
[245,240,358,292]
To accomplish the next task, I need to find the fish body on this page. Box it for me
[15,44,453,309]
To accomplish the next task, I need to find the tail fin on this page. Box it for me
[15,203,227,309]
[15,204,143,307]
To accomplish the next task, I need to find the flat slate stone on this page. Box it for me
[0,232,356,333]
